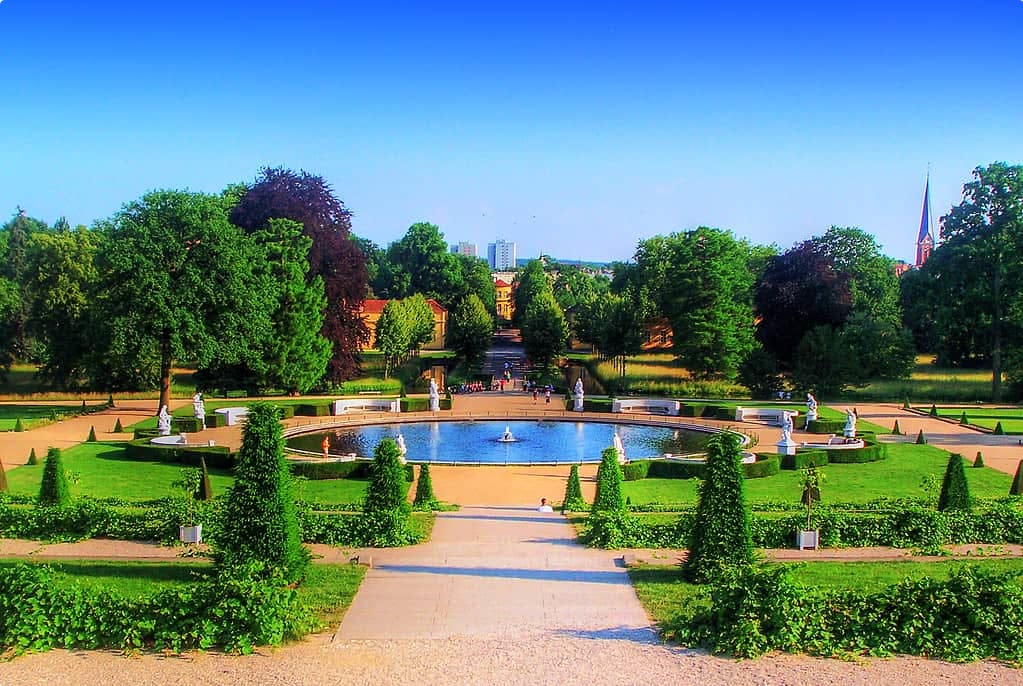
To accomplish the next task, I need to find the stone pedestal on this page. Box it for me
[776,437,798,456]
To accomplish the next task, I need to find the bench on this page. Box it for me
[611,398,680,416]
[734,407,799,426]
[214,406,249,426]
[357,390,383,396]
[333,398,401,415]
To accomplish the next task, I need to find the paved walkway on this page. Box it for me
[337,506,653,641]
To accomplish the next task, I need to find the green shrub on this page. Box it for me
[39,448,71,507]
[362,439,415,546]
[938,453,971,512]
[994,421,1005,435]
[647,461,705,479]
[288,460,369,480]
[1012,461,1023,497]
[295,403,332,417]
[172,417,202,433]
[780,450,829,470]
[400,397,430,413]
[744,453,781,478]
[593,448,626,513]
[822,441,886,464]
[806,419,844,434]
[622,461,650,481]
[413,464,435,508]
[960,411,969,425]
[916,430,927,445]
[198,457,213,501]
[974,451,985,468]
[0,465,8,493]
[929,404,938,417]
[87,426,97,442]
[123,438,235,470]
[892,420,902,435]
[685,432,753,583]
[13,418,23,432]
[27,448,38,465]
[215,403,308,583]
[562,464,586,511]
[113,418,123,433]
[204,412,227,429]
[582,398,614,412]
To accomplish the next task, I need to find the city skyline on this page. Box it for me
[2,1,1022,264]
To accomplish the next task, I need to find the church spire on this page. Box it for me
[915,172,935,267]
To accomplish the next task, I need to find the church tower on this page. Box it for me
[915,173,935,267]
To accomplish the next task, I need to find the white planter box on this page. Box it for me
[796,529,819,550]
[179,524,203,544]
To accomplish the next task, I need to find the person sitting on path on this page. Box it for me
[538,498,553,513]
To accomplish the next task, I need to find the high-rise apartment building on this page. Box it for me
[450,241,478,257]
[487,239,517,270]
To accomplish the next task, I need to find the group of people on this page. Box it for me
[525,381,554,403]
[448,381,489,394]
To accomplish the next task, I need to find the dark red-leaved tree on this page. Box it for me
[230,167,369,382]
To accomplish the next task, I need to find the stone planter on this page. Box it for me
[179,524,203,544]
[796,529,819,550]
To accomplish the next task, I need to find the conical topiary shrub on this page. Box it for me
[960,412,969,426]
[27,448,38,465]
[87,426,97,442]
[892,420,902,435]
[994,421,1005,435]
[929,404,938,417]
[14,418,24,432]
[1011,460,1023,497]
[0,465,8,493]
[413,463,435,508]
[113,418,123,433]
[562,463,586,512]
[361,438,415,546]
[39,447,71,507]
[107,393,115,407]
[903,397,911,410]
[593,448,625,513]
[916,430,927,445]
[197,456,213,501]
[685,432,754,583]
[937,453,971,512]
[974,451,985,468]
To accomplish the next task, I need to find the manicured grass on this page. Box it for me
[593,353,747,398]
[924,406,1023,434]
[843,356,994,403]
[0,558,366,630]
[0,365,198,400]
[622,444,1014,506]
[629,558,1023,635]
[4,442,374,506]
[0,403,87,431]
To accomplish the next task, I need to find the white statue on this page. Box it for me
[429,378,440,412]
[573,377,585,412]
[396,433,407,463]
[192,392,206,430]
[780,411,794,443]
[157,405,172,436]
[843,407,857,439]
[806,393,818,422]
[612,430,626,464]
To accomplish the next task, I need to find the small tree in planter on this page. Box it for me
[172,467,204,543]
[39,447,71,507]
[937,453,971,512]
[798,467,823,550]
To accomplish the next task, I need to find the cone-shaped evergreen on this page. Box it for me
[902,397,911,410]
[1011,460,1023,497]
[363,438,414,545]
[197,456,213,501]
[27,448,38,465]
[915,430,927,445]
[685,432,754,583]
[994,421,1005,435]
[39,447,70,507]
[937,453,972,512]
[960,412,969,426]
[0,465,8,493]
[974,451,985,468]
[929,404,938,417]
[86,426,97,442]
[562,463,586,511]
[113,418,123,433]
[81,400,86,411]
[892,420,902,435]
[107,393,115,407]
[592,448,625,512]
[413,463,435,508]
[13,418,23,432]
[215,403,307,582]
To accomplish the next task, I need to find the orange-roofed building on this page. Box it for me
[360,298,449,351]
[494,278,514,322]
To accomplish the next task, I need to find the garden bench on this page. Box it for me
[611,398,680,416]
[214,406,249,426]
[734,407,798,426]
[357,390,383,395]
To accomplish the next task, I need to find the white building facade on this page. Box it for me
[487,239,517,270]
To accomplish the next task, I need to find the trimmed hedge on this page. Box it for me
[622,454,780,481]
[806,419,845,434]
[124,438,235,469]
[400,397,429,412]
[780,450,829,470]
[294,403,332,417]
[582,398,615,412]
[288,460,370,480]
[744,453,781,479]
[171,417,204,433]
[824,441,886,464]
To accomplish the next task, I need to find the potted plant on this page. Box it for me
[173,467,203,544]
[797,466,822,550]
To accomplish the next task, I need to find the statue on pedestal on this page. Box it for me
[843,407,857,439]
[429,378,440,412]
[157,405,172,436]
[192,392,206,430]
[573,377,585,412]
[806,393,818,422]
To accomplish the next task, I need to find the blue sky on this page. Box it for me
[2,1,1021,263]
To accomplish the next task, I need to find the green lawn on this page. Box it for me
[4,442,372,506]
[923,406,1023,434]
[843,357,994,403]
[622,444,1014,507]
[629,558,1023,636]
[0,558,365,629]
[0,403,92,431]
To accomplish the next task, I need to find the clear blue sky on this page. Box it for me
[2,1,1021,263]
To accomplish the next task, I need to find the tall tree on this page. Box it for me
[403,293,437,356]
[938,163,1023,401]
[382,222,466,308]
[511,259,550,328]
[521,289,569,372]
[230,167,369,383]
[374,300,410,378]
[2,209,47,360]
[95,189,272,409]
[448,293,494,370]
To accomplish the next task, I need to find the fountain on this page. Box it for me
[498,425,517,443]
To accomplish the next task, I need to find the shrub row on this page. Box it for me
[294,402,332,417]
[288,460,370,480]
[680,404,733,420]
[0,562,309,655]
[806,419,846,434]
[670,564,1023,663]
[124,438,236,470]
[622,454,780,482]
[582,501,1023,550]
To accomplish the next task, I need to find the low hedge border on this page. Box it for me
[124,438,235,469]
[622,454,780,481]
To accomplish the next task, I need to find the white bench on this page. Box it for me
[333,398,401,415]
[215,407,249,426]
[611,398,680,416]
[734,407,799,425]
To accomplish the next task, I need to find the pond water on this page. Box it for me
[287,420,714,465]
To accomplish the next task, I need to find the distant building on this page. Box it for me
[451,241,478,257]
[488,239,517,270]
[359,298,448,351]
[494,278,514,322]
[916,173,936,268]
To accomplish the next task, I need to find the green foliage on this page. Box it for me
[375,299,410,378]
[113,418,123,433]
[13,417,23,432]
[668,564,1023,662]
[216,403,308,583]
[123,438,235,470]
[448,293,494,370]
[903,396,911,409]
[593,448,626,513]
[916,429,927,444]
[738,346,783,399]
[562,464,586,512]
[198,456,213,501]
[27,448,37,465]
[994,421,1005,435]
[974,451,985,468]
[294,402,332,417]
[938,453,972,512]
[362,439,415,546]
[960,411,969,425]
[685,432,754,583]
[892,419,902,435]
[38,448,70,507]
[0,465,7,493]
[1012,461,1023,497]
[929,404,938,417]
[87,425,97,442]
[521,289,569,372]
[413,464,435,509]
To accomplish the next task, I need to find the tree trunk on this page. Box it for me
[993,259,1002,403]
[159,333,172,412]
